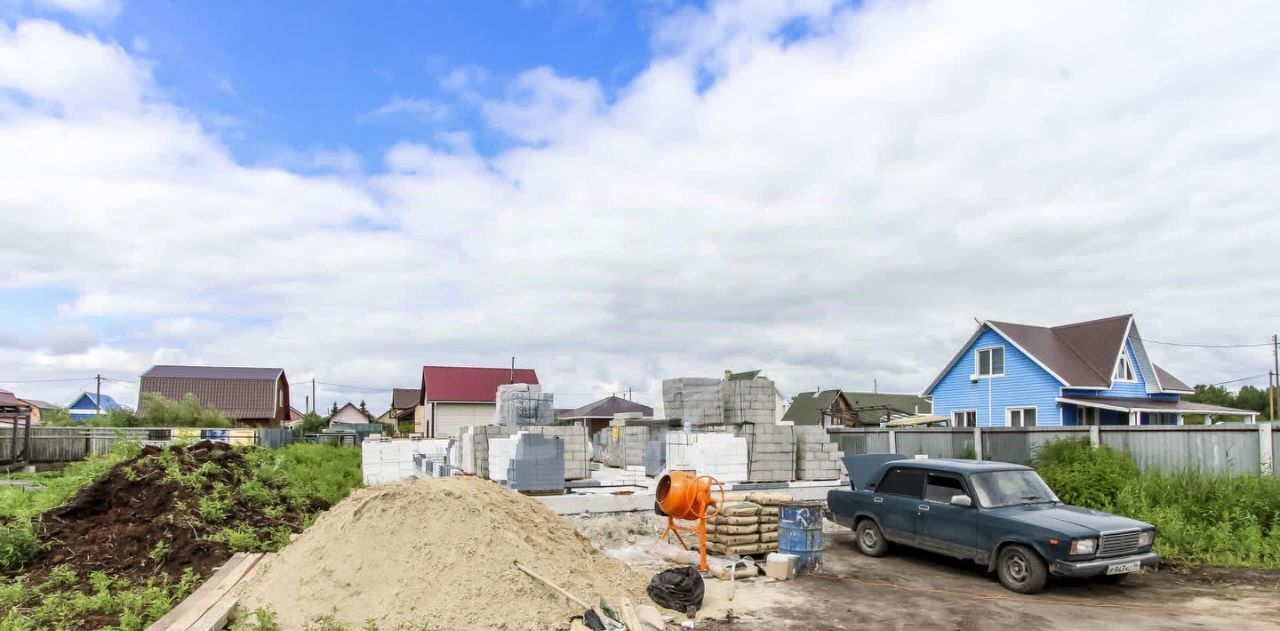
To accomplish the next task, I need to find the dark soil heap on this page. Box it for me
[28,441,321,583]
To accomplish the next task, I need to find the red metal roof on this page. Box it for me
[420,366,539,403]
[0,388,23,407]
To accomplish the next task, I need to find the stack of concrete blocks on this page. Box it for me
[361,438,453,485]
[526,425,589,480]
[792,425,843,480]
[461,425,516,479]
[665,432,748,483]
[495,383,555,426]
[616,465,647,485]
[498,433,565,493]
[662,378,724,427]
[736,425,796,482]
[721,377,782,426]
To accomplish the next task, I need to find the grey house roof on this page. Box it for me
[142,365,284,380]
[391,388,421,410]
[562,395,653,419]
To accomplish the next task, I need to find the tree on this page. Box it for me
[329,401,339,417]
[42,407,73,426]
[299,411,326,433]
[358,400,373,421]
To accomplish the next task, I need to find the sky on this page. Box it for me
[1,0,1278,414]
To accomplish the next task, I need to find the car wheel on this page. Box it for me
[996,544,1048,594]
[855,520,889,557]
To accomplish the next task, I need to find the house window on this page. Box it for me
[1077,407,1099,426]
[1007,407,1037,427]
[951,410,976,427]
[1114,355,1135,382]
[976,347,1004,377]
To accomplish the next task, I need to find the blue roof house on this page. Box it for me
[923,315,1258,427]
[68,392,121,422]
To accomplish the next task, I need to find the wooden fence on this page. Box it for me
[0,426,302,464]
[827,423,1277,476]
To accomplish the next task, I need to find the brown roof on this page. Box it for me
[392,388,421,410]
[1153,365,1193,392]
[563,395,653,419]
[988,315,1131,387]
[140,364,287,420]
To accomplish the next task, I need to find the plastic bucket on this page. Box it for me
[778,500,824,574]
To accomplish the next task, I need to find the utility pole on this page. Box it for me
[311,378,317,414]
[95,373,102,414]
[1272,334,1278,421]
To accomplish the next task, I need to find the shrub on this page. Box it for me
[0,519,42,571]
[1032,438,1137,509]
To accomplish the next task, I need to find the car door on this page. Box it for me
[871,466,927,544]
[917,472,981,560]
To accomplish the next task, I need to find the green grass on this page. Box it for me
[0,454,124,571]
[0,565,201,631]
[1034,438,1280,568]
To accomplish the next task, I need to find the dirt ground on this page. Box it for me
[695,529,1280,631]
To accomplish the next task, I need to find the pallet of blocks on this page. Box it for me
[792,425,844,480]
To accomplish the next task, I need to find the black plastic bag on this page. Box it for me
[582,609,607,631]
[646,565,705,612]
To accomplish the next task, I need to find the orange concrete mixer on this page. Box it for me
[656,470,725,571]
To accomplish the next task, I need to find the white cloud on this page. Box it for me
[31,0,120,20]
[3,2,1280,414]
[358,96,450,124]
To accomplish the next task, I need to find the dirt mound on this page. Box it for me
[29,441,318,583]
[238,477,653,631]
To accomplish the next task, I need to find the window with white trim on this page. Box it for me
[1007,407,1037,427]
[976,346,1004,377]
[1114,354,1135,382]
[952,410,976,427]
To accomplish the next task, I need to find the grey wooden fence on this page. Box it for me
[828,423,1277,476]
[0,426,300,464]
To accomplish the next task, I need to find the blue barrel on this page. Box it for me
[778,501,824,574]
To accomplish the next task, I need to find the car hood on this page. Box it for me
[993,504,1151,535]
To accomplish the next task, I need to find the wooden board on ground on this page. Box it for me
[147,552,264,631]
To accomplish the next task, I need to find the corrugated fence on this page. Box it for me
[828,424,1276,476]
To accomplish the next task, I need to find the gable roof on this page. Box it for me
[924,314,1193,395]
[139,365,286,419]
[781,390,845,424]
[142,365,284,380]
[391,388,421,410]
[18,399,56,410]
[1153,364,1194,393]
[0,389,23,408]
[421,366,539,403]
[69,392,121,410]
[563,395,653,419]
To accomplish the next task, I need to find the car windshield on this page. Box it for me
[969,470,1059,508]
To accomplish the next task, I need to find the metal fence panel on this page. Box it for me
[257,428,297,449]
[1273,429,1279,478]
[1100,426,1258,475]
[827,429,890,456]
[894,429,973,459]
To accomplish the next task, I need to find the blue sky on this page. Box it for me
[2,0,1278,414]
[85,1,666,164]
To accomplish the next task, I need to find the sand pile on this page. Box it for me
[238,477,653,630]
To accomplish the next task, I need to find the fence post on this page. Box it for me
[888,430,897,454]
[1089,425,1101,449]
[972,427,983,460]
[1260,423,1274,476]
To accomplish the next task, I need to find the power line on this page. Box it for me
[0,377,97,383]
[1211,374,1268,386]
[314,381,396,392]
[1146,339,1272,349]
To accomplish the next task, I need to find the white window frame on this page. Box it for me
[973,346,1005,378]
[951,409,977,428]
[1114,354,1136,382]
[1006,406,1037,427]
[1077,406,1099,426]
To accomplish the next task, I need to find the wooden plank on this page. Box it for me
[147,553,263,631]
[188,596,237,631]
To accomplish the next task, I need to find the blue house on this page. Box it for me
[68,392,121,422]
[923,315,1258,427]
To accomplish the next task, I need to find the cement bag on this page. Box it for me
[710,515,759,526]
[709,542,766,555]
[647,566,704,613]
[759,523,778,533]
[760,530,779,543]
[705,522,757,535]
[747,492,793,506]
[709,558,759,580]
[759,506,780,517]
[719,501,761,517]
[721,491,752,503]
[709,533,760,546]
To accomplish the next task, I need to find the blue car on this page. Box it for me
[827,454,1159,593]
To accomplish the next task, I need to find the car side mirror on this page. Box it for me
[950,495,973,508]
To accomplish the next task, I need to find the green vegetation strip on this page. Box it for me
[1035,438,1280,569]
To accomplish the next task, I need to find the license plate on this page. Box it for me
[1106,561,1140,575]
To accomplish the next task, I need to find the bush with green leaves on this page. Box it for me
[1032,437,1137,509]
